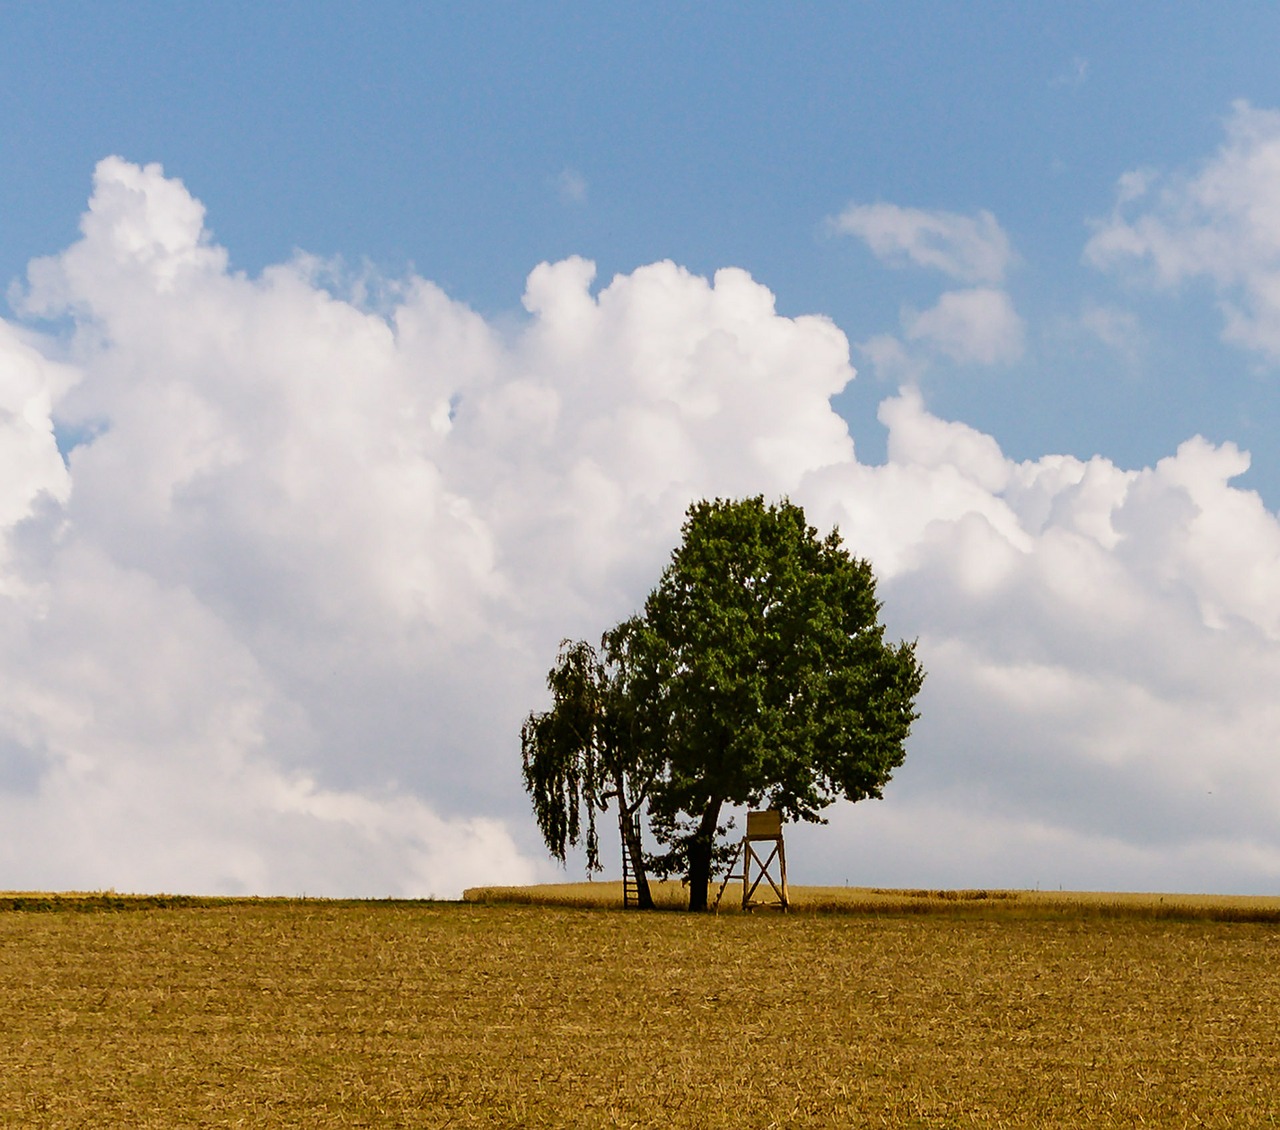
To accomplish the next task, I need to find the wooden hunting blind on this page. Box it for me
[713,808,789,912]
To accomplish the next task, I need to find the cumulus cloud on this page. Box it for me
[799,395,1280,892]
[0,158,854,896]
[1086,101,1280,362]
[832,202,1016,284]
[0,322,73,577]
[904,286,1025,365]
[856,333,928,386]
[4,158,1280,896]
[835,202,1024,376]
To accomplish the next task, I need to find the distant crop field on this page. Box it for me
[3,891,1280,1127]
[464,879,1280,921]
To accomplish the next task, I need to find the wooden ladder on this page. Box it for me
[711,841,744,913]
[620,812,642,909]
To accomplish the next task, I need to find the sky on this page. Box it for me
[3,4,1280,896]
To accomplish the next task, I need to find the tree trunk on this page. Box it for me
[686,796,723,912]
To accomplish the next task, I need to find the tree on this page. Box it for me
[633,497,924,911]
[521,495,924,912]
[520,633,657,909]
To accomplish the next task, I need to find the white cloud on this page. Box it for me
[837,202,1024,376]
[856,333,928,385]
[1086,101,1280,363]
[832,202,1016,284]
[0,158,855,896]
[5,158,1280,897]
[0,322,73,586]
[1078,299,1143,360]
[904,286,1025,365]
[797,392,1280,892]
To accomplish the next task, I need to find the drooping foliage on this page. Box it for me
[520,633,656,907]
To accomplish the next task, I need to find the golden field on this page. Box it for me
[2,889,1280,1127]
[464,879,1280,921]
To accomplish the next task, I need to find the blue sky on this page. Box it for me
[4,5,1280,895]
[8,4,1280,490]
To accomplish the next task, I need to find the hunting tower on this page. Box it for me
[714,809,789,912]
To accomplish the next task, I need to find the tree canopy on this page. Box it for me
[520,632,658,908]
[521,496,924,911]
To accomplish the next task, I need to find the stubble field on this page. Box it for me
[2,888,1280,1127]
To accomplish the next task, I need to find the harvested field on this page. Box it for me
[465,879,1280,921]
[2,891,1279,1127]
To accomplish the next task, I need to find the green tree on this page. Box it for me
[521,496,924,912]
[520,634,657,909]
[634,496,924,911]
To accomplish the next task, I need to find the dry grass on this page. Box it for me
[3,893,1280,1126]
[465,879,1280,922]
